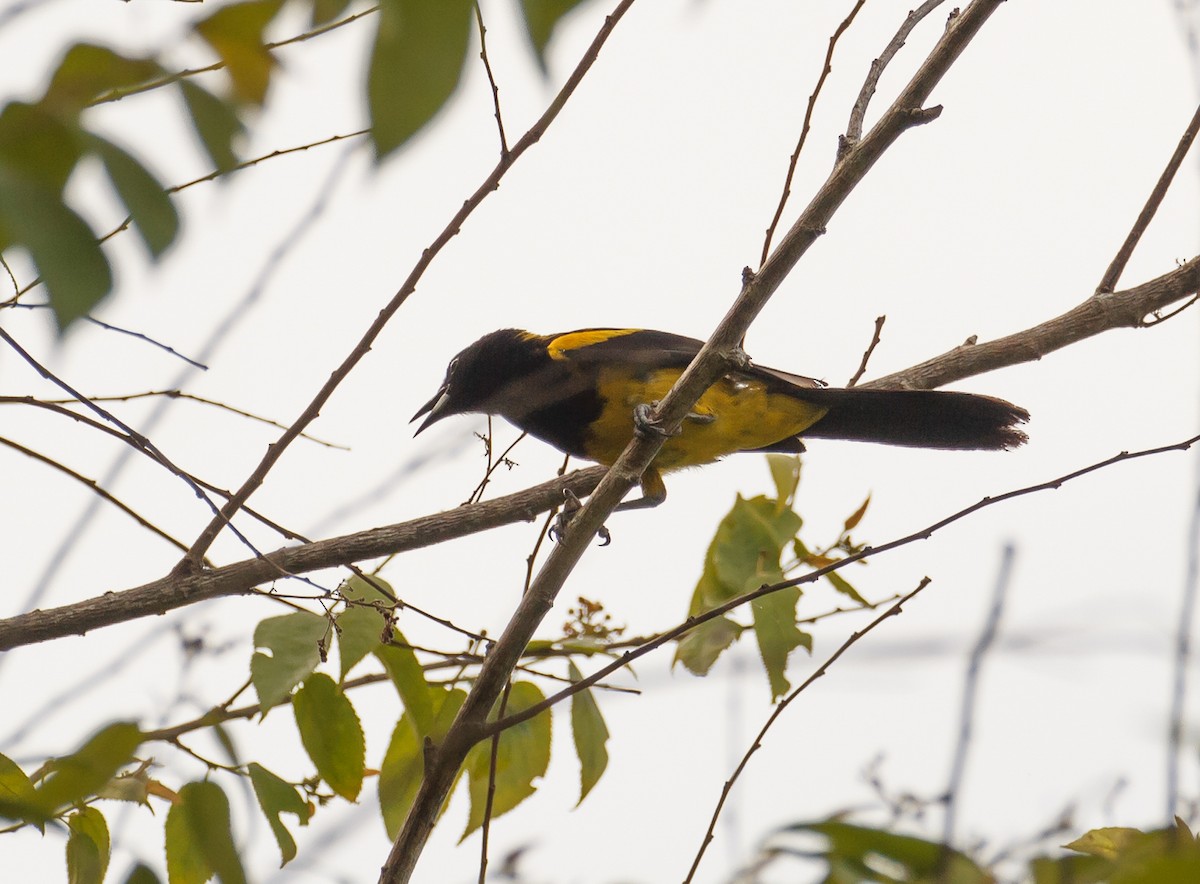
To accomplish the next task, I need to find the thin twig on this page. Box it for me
[846,314,886,386]
[474,1,509,155]
[941,543,1015,853]
[683,577,934,882]
[842,0,945,151]
[5,391,346,449]
[0,436,196,556]
[1097,101,1200,294]
[1167,443,1200,818]
[0,326,259,556]
[89,8,381,105]
[478,681,513,884]
[489,432,1200,736]
[179,0,642,576]
[760,0,867,265]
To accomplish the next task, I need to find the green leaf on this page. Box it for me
[378,687,466,838]
[195,0,285,105]
[1067,827,1148,860]
[518,0,591,70]
[463,682,551,839]
[0,751,39,821]
[674,615,743,676]
[337,575,395,679]
[752,586,811,700]
[311,0,352,26]
[248,763,312,867]
[179,81,244,174]
[567,662,608,805]
[674,494,801,676]
[123,863,162,884]
[34,722,142,818]
[766,453,801,510]
[293,673,366,801]
[165,782,246,884]
[786,819,990,883]
[0,102,81,192]
[67,806,110,884]
[88,135,178,258]
[823,568,869,606]
[42,44,161,116]
[368,0,474,158]
[250,610,327,714]
[375,632,434,732]
[0,162,112,331]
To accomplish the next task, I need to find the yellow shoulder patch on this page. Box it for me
[545,328,639,360]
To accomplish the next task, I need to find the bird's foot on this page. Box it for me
[550,489,611,546]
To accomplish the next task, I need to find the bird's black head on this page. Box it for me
[411,329,544,435]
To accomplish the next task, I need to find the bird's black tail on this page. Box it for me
[795,387,1029,450]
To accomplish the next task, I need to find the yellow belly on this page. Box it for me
[585,368,827,469]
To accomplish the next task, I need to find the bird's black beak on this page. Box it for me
[411,384,450,436]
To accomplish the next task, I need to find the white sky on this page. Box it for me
[2,1,1200,882]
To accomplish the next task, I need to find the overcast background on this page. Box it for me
[2,1,1200,882]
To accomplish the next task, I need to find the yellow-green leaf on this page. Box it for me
[368,0,474,158]
[42,44,160,115]
[462,682,551,839]
[67,807,109,884]
[752,586,811,700]
[338,575,395,679]
[248,763,312,866]
[293,673,365,801]
[519,0,591,71]
[0,101,81,192]
[179,81,243,174]
[311,0,352,26]
[123,863,161,884]
[567,662,608,805]
[0,751,38,821]
[766,453,801,511]
[35,722,142,818]
[195,0,285,105]
[165,782,246,884]
[250,610,326,714]
[375,632,433,732]
[89,135,178,258]
[378,687,466,838]
[0,162,111,331]
[673,615,743,676]
[1066,827,1148,861]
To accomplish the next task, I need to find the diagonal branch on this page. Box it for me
[379,3,1007,880]
[176,0,640,574]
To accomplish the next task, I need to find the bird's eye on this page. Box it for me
[446,357,460,382]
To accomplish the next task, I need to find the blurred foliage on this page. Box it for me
[0,0,591,331]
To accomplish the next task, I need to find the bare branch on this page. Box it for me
[0,436,195,555]
[474,1,509,155]
[0,467,607,651]
[847,314,886,386]
[380,5,1008,878]
[941,544,1015,855]
[866,256,1200,391]
[1097,101,1200,294]
[760,0,867,265]
[489,432,1200,737]
[685,577,935,882]
[179,0,641,574]
[843,0,945,149]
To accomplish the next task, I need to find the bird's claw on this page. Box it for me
[550,490,612,546]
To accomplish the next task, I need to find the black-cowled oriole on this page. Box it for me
[412,328,1029,504]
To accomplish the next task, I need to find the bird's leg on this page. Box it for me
[550,489,611,546]
[632,401,715,438]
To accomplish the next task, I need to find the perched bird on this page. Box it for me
[412,328,1029,506]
